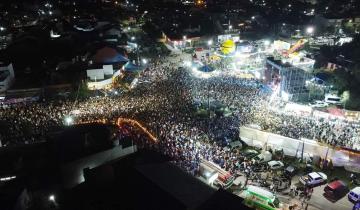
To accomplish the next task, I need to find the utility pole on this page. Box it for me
[301,139,305,163]
[207,83,211,134]
[137,44,140,66]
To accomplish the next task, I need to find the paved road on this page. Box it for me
[234,174,354,210]
[306,183,353,210]
[282,175,354,210]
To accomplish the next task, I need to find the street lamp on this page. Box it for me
[306,26,314,35]
[207,39,213,50]
[131,36,135,41]
[251,16,255,20]
[342,90,350,110]
[49,195,55,202]
[65,116,73,126]
[142,58,147,65]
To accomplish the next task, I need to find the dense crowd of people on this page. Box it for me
[1,52,360,168]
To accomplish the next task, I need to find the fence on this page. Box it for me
[240,126,360,171]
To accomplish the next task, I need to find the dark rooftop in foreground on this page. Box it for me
[63,150,250,210]
[267,57,293,68]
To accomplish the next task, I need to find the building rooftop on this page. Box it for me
[267,57,293,68]
[63,150,249,210]
[0,70,9,82]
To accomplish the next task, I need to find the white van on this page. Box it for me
[348,186,360,203]
[252,151,272,163]
[325,94,342,105]
[242,185,284,210]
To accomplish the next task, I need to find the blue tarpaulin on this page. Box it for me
[199,65,214,73]
[123,62,143,72]
[102,54,129,64]
[93,47,129,64]
[259,84,272,94]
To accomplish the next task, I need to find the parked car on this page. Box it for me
[267,161,284,170]
[309,100,328,108]
[284,165,297,177]
[304,164,313,173]
[325,94,342,105]
[243,149,259,159]
[299,172,327,186]
[348,186,360,203]
[252,151,272,163]
[324,180,349,202]
[227,141,242,150]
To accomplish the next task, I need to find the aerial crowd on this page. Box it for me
[0,53,359,158]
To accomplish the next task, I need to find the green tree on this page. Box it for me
[329,69,350,93]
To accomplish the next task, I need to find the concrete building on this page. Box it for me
[86,64,122,90]
[0,63,15,93]
[265,57,311,101]
[64,150,252,210]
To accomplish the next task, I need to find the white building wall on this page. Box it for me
[102,65,114,75]
[87,69,105,80]
[0,63,15,92]
[240,126,351,167]
[87,69,122,90]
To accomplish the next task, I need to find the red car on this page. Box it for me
[323,180,349,202]
[195,47,203,51]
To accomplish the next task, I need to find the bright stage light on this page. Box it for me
[49,195,55,202]
[306,26,314,34]
[65,116,73,125]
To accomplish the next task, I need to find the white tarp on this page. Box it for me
[240,126,353,168]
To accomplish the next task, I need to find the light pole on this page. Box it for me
[134,43,140,65]
[342,90,350,111]
[141,58,147,66]
[49,194,57,207]
[65,116,73,126]
[207,83,211,134]
[306,26,314,37]
[183,35,187,49]
[207,39,213,50]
